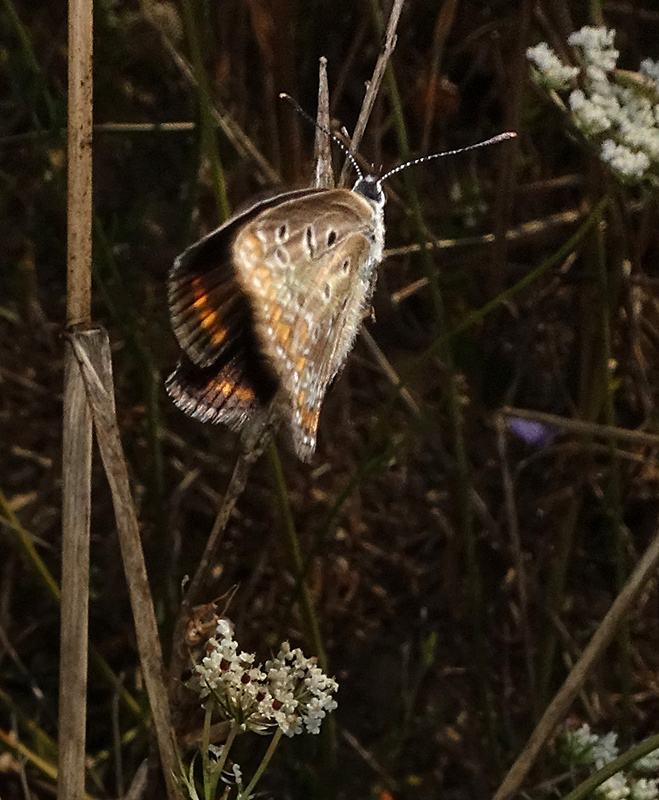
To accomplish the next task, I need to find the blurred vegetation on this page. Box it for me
[2,0,659,799]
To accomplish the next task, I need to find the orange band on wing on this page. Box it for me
[214,378,255,403]
[190,279,229,347]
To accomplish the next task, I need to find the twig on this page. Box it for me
[492,511,659,800]
[338,0,406,186]
[360,328,421,418]
[94,122,196,132]
[385,208,584,261]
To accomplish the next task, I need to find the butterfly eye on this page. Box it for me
[341,258,350,274]
[276,223,288,243]
[326,229,337,247]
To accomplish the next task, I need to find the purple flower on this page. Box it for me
[507,417,559,447]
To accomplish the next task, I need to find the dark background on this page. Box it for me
[2,1,659,798]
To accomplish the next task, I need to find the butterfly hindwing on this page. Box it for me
[166,350,277,431]
[232,188,384,460]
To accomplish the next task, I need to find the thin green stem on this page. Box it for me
[0,487,61,600]
[180,0,229,222]
[589,0,604,26]
[0,726,105,800]
[265,442,337,786]
[0,494,144,722]
[237,729,283,800]
[537,494,584,707]
[214,722,238,777]
[202,703,213,800]
[266,443,327,669]
[2,0,58,125]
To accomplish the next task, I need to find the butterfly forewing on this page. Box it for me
[167,193,324,428]
[169,189,324,370]
[232,188,384,460]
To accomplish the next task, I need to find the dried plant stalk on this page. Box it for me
[69,328,183,800]
[493,515,659,800]
[59,0,93,797]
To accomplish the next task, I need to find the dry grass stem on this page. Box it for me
[493,511,659,800]
[59,0,94,796]
[68,327,182,800]
[338,0,406,186]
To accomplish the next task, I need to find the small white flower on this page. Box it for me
[600,140,650,178]
[598,773,630,800]
[263,642,339,736]
[215,618,233,639]
[228,762,243,788]
[592,731,620,769]
[635,748,659,773]
[641,59,659,90]
[569,89,615,134]
[206,744,225,775]
[563,724,600,765]
[631,779,659,800]
[568,27,619,73]
[207,744,224,759]
[527,42,579,89]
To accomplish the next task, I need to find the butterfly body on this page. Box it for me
[167,178,385,461]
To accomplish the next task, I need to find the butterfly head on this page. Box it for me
[353,175,386,208]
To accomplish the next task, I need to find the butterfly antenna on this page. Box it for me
[378,131,517,186]
[278,92,363,180]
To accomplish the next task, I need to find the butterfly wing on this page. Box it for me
[169,188,322,368]
[167,189,323,429]
[232,188,384,460]
[166,354,262,431]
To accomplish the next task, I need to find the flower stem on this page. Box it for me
[202,702,213,800]
[237,729,283,800]
[214,722,238,777]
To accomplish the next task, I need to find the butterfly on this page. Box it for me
[166,126,515,461]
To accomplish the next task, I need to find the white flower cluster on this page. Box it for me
[636,749,659,773]
[563,724,619,768]
[526,26,659,183]
[194,619,338,737]
[561,724,659,800]
[568,27,619,82]
[526,41,578,90]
